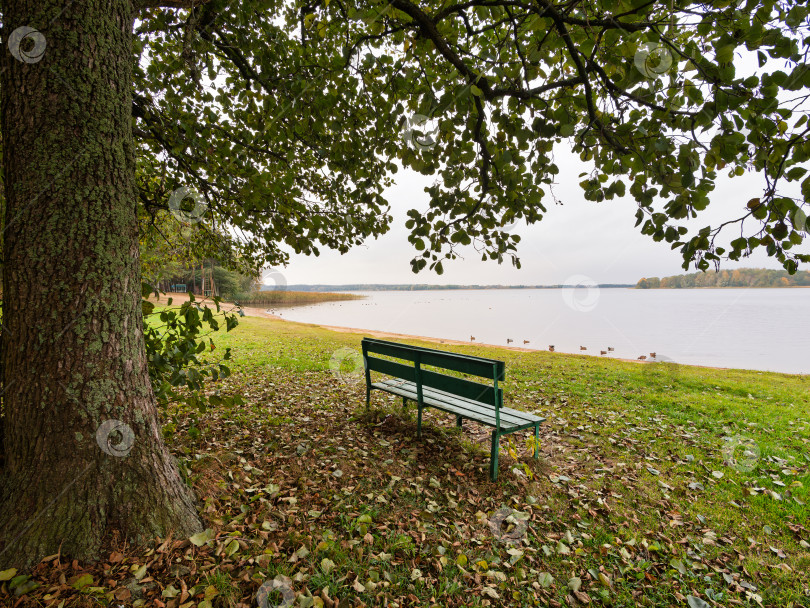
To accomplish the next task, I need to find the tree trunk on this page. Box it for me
[0,0,202,569]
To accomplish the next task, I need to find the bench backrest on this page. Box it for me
[361,338,504,408]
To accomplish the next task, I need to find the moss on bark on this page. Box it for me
[0,0,203,569]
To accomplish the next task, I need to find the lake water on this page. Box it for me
[274,288,810,374]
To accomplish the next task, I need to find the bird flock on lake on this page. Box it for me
[470,336,657,361]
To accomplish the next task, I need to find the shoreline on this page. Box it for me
[242,305,736,371]
[152,292,806,374]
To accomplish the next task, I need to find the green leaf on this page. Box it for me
[715,44,735,64]
[687,596,710,608]
[470,85,483,97]
[162,584,181,598]
[225,539,240,556]
[13,579,38,596]
[190,528,215,547]
[793,208,807,231]
[559,124,575,137]
[71,574,94,590]
[0,569,17,582]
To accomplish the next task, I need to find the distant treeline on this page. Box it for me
[231,290,363,306]
[636,268,810,289]
[274,283,633,292]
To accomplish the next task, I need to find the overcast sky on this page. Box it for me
[274,47,808,287]
[277,144,806,285]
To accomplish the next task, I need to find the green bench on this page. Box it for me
[361,337,545,481]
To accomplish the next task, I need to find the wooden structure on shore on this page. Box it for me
[155,260,218,297]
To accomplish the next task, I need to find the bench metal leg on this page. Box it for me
[534,423,539,459]
[456,415,463,428]
[402,396,408,408]
[490,431,500,482]
[417,404,423,439]
[365,387,371,411]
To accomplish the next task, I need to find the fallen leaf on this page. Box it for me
[687,596,710,608]
[70,574,94,590]
[225,539,239,556]
[189,529,214,547]
[538,572,554,588]
[162,584,180,598]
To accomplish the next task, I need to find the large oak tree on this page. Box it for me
[1,0,808,568]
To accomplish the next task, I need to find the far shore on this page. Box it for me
[637,285,810,290]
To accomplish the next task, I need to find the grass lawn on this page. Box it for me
[4,313,809,607]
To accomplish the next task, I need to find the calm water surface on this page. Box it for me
[275,288,810,374]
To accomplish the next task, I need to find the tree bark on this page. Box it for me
[0,0,202,569]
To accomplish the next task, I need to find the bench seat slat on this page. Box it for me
[417,383,541,426]
[371,379,543,429]
[373,379,501,426]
